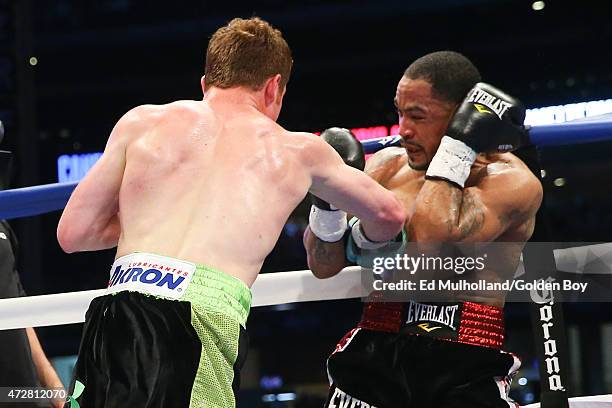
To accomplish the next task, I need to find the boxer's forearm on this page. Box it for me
[410,180,483,242]
[95,214,121,249]
[304,227,347,279]
[84,214,121,251]
[357,193,405,243]
[58,214,120,252]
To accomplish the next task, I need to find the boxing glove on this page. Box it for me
[426,83,530,187]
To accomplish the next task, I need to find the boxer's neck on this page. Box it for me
[203,86,264,113]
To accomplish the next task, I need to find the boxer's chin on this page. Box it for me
[407,155,428,171]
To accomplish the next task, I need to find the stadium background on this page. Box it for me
[1,0,612,405]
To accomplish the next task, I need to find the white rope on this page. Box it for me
[1,242,610,330]
[0,266,368,330]
[0,289,106,330]
[250,266,366,306]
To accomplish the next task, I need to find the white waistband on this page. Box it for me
[106,252,196,300]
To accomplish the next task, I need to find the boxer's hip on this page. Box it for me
[325,326,520,408]
[69,253,252,407]
[358,299,504,349]
[326,300,515,408]
[106,252,252,326]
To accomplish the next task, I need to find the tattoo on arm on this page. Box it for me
[449,191,530,241]
[503,208,524,226]
[313,238,339,265]
[448,189,485,240]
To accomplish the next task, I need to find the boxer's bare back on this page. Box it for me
[116,99,313,286]
[58,92,405,286]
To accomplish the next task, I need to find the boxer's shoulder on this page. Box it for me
[116,104,167,130]
[287,131,338,167]
[484,153,541,188]
[132,100,204,120]
[365,147,407,182]
[287,131,332,151]
[122,101,211,135]
[365,147,406,171]
[474,153,543,213]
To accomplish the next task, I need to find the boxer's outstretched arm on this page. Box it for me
[306,135,406,243]
[409,168,542,243]
[57,106,147,252]
[304,147,405,279]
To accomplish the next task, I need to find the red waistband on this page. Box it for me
[358,300,505,350]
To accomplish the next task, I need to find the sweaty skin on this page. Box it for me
[305,77,543,307]
[58,83,405,287]
[371,148,540,306]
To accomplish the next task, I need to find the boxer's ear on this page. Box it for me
[200,75,206,96]
[264,74,282,107]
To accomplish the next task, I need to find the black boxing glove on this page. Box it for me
[448,83,529,152]
[426,83,530,188]
[309,127,366,242]
[321,127,365,169]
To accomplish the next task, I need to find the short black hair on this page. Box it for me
[404,51,481,104]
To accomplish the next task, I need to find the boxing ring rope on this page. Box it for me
[1,117,612,407]
[360,117,612,151]
[0,266,367,330]
[0,241,610,330]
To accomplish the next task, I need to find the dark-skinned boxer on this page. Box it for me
[304,51,543,408]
